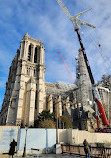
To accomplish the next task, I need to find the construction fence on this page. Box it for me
[0,126,111,156]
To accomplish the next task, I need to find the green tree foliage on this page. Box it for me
[39,119,56,128]
[60,115,72,129]
[38,110,55,121]
[34,110,55,127]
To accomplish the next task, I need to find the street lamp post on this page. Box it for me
[22,125,28,157]
[56,103,58,144]
[107,90,110,121]
[55,99,62,154]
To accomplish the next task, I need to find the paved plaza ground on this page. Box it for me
[0,154,84,158]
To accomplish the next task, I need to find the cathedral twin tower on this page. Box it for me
[0,33,46,126]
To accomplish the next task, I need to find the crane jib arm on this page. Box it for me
[95,98,109,126]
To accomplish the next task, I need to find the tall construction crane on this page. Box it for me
[56,0,95,84]
[56,0,110,132]
[58,51,75,84]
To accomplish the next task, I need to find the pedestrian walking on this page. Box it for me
[9,139,17,158]
[83,139,90,158]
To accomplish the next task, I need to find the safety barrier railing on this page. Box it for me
[61,144,111,158]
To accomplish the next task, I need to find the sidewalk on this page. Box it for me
[0,154,82,158]
[0,154,9,158]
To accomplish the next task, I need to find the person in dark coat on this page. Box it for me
[9,139,17,158]
[83,139,90,158]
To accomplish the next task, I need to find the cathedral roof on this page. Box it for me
[45,81,77,98]
[83,105,94,113]
[56,81,76,90]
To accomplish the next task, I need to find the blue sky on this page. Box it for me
[0,0,111,110]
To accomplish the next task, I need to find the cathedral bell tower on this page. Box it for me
[3,33,46,127]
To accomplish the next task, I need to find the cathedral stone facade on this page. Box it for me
[0,33,46,126]
[0,34,111,130]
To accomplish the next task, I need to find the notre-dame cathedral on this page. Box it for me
[0,33,111,130]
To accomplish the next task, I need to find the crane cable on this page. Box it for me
[87,28,111,73]
[80,12,110,75]
[80,6,111,74]
[86,29,108,72]
[89,9,111,70]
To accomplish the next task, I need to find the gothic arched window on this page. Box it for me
[28,45,31,61]
[34,47,37,63]
[34,69,36,76]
